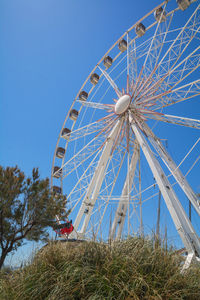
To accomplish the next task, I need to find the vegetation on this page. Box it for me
[0,237,200,300]
[0,166,67,269]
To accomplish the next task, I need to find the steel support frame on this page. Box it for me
[147,112,200,130]
[110,142,139,240]
[142,122,200,216]
[129,112,200,266]
[72,120,122,238]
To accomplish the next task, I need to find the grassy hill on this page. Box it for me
[0,237,200,300]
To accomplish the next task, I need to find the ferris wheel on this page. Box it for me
[51,0,200,267]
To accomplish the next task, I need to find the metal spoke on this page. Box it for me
[65,119,113,142]
[142,2,173,77]
[62,135,104,179]
[98,66,122,98]
[128,38,138,92]
[146,113,200,129]
[77,100,113,111]
[154,79,200,109]
[157,4,200,79]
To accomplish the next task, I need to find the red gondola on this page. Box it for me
[53,220,74,236]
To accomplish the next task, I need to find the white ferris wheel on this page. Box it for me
[51,0,200,267]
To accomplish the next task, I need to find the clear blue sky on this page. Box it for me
[1,0,169,177]
[1,0,200,266]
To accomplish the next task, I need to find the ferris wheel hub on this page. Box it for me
[115,94,131,115]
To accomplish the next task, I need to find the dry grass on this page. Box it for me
[0,237,200,300]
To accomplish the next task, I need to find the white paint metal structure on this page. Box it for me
[51,0,200,268]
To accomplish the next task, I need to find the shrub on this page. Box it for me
[0,237,200,300]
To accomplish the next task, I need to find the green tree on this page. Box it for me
[0,166,67,269]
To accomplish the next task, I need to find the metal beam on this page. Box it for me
[143,122,200,217]
[72,119,122,237]
[110,142,139,240]
[146,113,200,130]
[98,66,122,98]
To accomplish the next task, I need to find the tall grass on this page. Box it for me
[0,237,200,299]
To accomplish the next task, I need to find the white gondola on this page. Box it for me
[103,55,113,68]
[79,90,88,101]
[154,7,166,22]
[177,0,190,11]
[53,166,62,178]
[135,23,146,37]
[69,109,79,121]
[118,39,127,52]
[56,147,65,159]
[61,128,71,140]
[90,73,99,85]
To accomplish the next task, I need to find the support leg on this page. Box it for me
[129,112,200,257]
